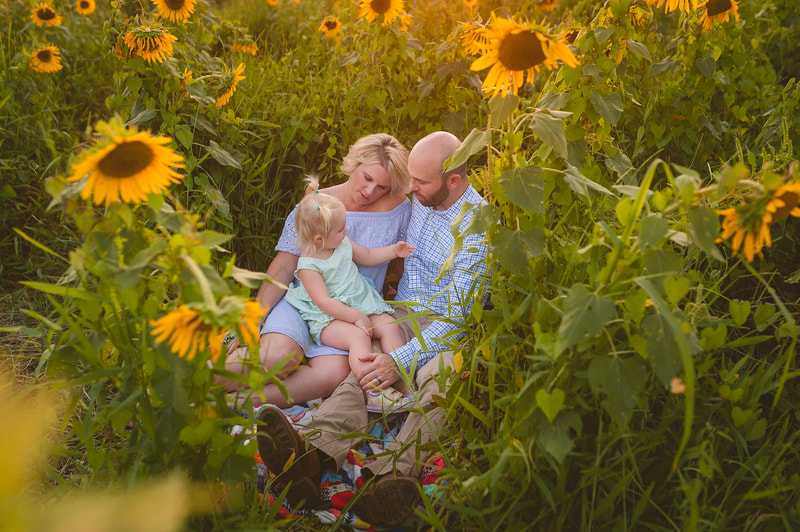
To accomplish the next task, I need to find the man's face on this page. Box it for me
[408,165,449,209]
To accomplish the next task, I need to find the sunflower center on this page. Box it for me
[79,0,89,7]
[165,0,186,9]
[38,7,56,20]
[97,141,154,178]
[370,0,391,15]
[706,0,732,16]
[37,50,53,62]
[325,19,337,29]
[772,191,800,222]
[498,30,546,71]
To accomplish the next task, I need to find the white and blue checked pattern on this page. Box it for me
[392,185,490,372]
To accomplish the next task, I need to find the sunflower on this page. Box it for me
[318,16,342,38]
[152,0,197,23]
[31,3,63,27]
[215,63,245,108]
[358,0,404,27]
[463,0,478,9]
[67,126,185,206]
[701,0,739,30]
[231,42,258,55]
[150,300,262,362]
[717,179,800,263]
[150,305,226,361]
[123,25,178,64]
[76,0,96,15]
[266,0,278,5]
[459,22,491,55]
[644,0,696,14]
[30,45,63,74]
[470,16,579,98]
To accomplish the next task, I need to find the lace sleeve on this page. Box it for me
[275,206,301,256]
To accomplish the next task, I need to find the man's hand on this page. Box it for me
[355,352,400,390]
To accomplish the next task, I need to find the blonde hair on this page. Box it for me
[340,133,410,197]
[295,175,346,254]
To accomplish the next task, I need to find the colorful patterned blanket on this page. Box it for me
[243,401,444,530]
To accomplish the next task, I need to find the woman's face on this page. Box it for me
[348,163,391,207]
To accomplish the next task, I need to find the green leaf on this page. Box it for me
[558,284,615,352]
[174,125,193,150]
[445,128,490,172]
[497,166,544,211]
[127,107,157,127]
[729,300,751,326]
[624,288,649,327]
[536,388,565,423]
[643,248,682,276]
[208,140,242,169]
[589,92,623,126]
[530,111,568,159]
[588,355,647,426]
[731,406,752,428]
[20,281,107,302]
[664,276,690,306]
[626,38,652,61]
[641,314,682,387]
[640,215,669,247]
[649,58,679,76]
[696,56,716,79]
[537,411,581,464]
[491,226,530,272]
[688,206,725,261]
[594,27,614,44]
[753,303,776,329]
[563,163,613,197]
[615,197,634,226]
[179,418,217,446]
[489,93,520,124]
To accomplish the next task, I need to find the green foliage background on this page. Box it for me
[2,0,799,530]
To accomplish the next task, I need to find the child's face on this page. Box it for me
[323,210,347,250]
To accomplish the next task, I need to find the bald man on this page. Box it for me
[257,131,490,527]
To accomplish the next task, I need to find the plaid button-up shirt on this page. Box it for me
[392,185,490,373]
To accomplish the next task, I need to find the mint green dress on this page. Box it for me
[285,237,394,344]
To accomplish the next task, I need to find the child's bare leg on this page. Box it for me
[320,320,373,379]
[368,313,408,393]
[369,313,405,355]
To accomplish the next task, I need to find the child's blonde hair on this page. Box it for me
[295,175,346,254]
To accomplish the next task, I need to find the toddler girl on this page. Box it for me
[285,176,414,413]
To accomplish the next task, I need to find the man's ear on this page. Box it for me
[446,172,461,189]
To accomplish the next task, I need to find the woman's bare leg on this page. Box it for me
[217,332,304,391]
[252,354,351,408]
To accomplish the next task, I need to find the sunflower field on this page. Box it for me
[2,0,800,530]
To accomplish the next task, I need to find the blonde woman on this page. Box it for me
[223,134,411,407]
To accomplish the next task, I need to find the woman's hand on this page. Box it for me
[355,352,400,390]
[395,241,415,258]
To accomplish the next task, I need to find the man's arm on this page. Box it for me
[391,231,489,373]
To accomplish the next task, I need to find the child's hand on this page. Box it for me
[354,313,373,337]
[395,241,415,258]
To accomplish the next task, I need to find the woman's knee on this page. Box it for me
[260,333,305,377]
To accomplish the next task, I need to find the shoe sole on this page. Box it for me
[256,406,319,482]
[353,477,421,527]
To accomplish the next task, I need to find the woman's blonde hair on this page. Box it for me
[340,133,410,197]
[295,175,346,254]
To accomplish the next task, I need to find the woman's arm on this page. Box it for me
[255,251,298,316]
[351,240,414,267]
[297,268,371,332]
